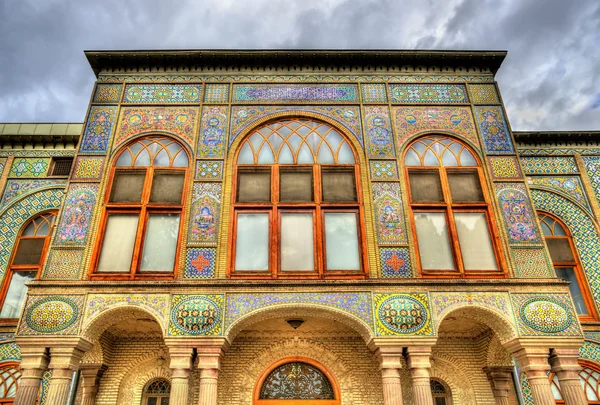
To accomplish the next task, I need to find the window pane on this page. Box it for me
[447,170,484,202]
[280,168,313,202]
[150,172,185,204]
[235,214,269,271]
[321,168,357,202]
[237,169,271,202]
[281,214,314,271]
[409,170,444,203]
[324,213,360,270]
[555,267,588,315]
[0,271,36,318]
[12,239,45,265]
[435,398,447,405]
[140,214,180,272]
[147,398,157,405]
[161,398,170,405]
[454,213,498,271]
[97,214,139,272]
[110,171,145,203]
[414,213,455,270]
[546,238,575,262]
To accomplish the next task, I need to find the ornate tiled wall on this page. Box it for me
[528,176,591,212]
[473,106,515,154]
[198,106,228,159]
[122,84,202,104]
[520,156,578,174]
[510,293,580,336]
[231,84,359,103]
[79,106,118,154]
[17,295,85,336]
[93,84,122,104]
[8,158,50,177]
[168,294,224,336]
[582,156,600,205]
[373,293,433,336]
[389,84,468,104]
[0,179,66,208]
[364,106,395,159]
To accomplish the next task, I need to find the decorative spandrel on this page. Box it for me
[259,362,335,400]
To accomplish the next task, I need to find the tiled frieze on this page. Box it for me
[123,84,202,103]
[520,156,578,174]
[372,182,407,245]
[0,150,76,158]
[195,160,224,180]
[528,176,591,211]
[168,294,224,336]
[511,247,554,278]
[84,294,170,330]
[79,106,118,154]
[580,340,600,363]
[468,84,500,104]
[364,106,395,159]
[582,156,600,204]
[54,183,99,246]
[184,248,216,278]
[42,249,85,280]
[430,292,512,320]
[373,293,433,336]
[93,83,122,104]
[379,247,412,278]
[389,84,468,104]
[0,158,6,177]
[360,83,387,103]
[510,293,581,336]
[369,160,399,180]
[0,179,66,208]
[495,183,542,244]
[0,342,20,362]
[8,158,50,177]
[18,295,85,336]
[232,84,359,103]
[520,148,600,156]
[204,83,230,103]
[487,156,522,180]
[198,106,228,159]
[473,106,515,154]
[188,182,221,245]
[71,156,105,181]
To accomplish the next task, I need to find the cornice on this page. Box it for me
[514,131,600,147]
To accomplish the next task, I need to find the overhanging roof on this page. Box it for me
[513,131,600,144]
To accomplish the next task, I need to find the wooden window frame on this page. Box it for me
[90,137,189,281]
[141,378,171,405]
[48,157,74,177]
[0,361,22,404]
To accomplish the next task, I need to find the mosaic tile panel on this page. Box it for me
[520,156,578,174]
[71,156,105,181]
[473,106,515,154]
[374,293,433,336]
[430,292,512,320]
[54,183,99,246]
[85,294,169,329]
[389,84,468,104]
[372,182,407,245]
[580,340,600,363]
[38,370,52,405]
[123,84,202,103]
[9,158,50,177]
[184,248,216,278]
[582,156,600,205]
[531,189,600,308]
[361,83,387,103]
[18,295,84,336]
[195,160,224,180]
[232,84,359,103]
[487,156,522,180]
[0,179,66,208]
[0,333,14,343]
[369,160,399,180]
[230,106,363,147]
[364,106,395,159]
[585,332,600,344]
[0,158,6,177]
[189,183,221,245]
[511,247,554,278]
[168,294,224,336]
[204,83,230,103]
[225,293,372,329]
[392,106,479,150]
[198,106,228,159]
[379,247,411,278]
[511,293,580,336]
[115,107,198,151]
[0,342,20,362]
[80,106,118,154]
[0,189,64,274]
[520,373,535,405]
[520,148,600,156]
[528,176,590,211]
[93,84,122,103]
[468,84,500,104]
[0,150,75,158]
[495,183,542,244]
[42,249,84,280]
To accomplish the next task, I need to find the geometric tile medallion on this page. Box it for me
[42,249,84,280]
[204,84,230,103]
[361,83,387,103]
[520,156,578,174]
[379,247,412,278]
[9,158,50,177]
[93,84,122,104]
[389,84,468,104]
[123,84,202,103]
[487,156,522,180]
[195,160,224,180]
[71,156,105,181]
[184,248,216,279]
[468,84,500,104]
[168,295,224,336]
[373,293,432,336]
[369,160,399,180]
[511,293,581,336]
[18,295,85,335]
[512,247,554,278]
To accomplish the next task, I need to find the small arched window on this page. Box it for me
[551,362,600,403]
[538,213,596,319]
[0,364,21,402]
[404,135,503,277]
[93,136,189,279]
[141,378,170,405]
[430,379,453,405]
[0,212,56,319]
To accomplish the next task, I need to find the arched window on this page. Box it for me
[430,379,453,405]
[404,135,503,277]
[0,212,56,319]
[0,364,20,403]
[551,361,600,403]
[231,118,365,278]
[92,136,189,279]
[141,378,170,405]
[538,212,596,319]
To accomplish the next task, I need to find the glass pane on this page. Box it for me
[324,213,360,270]
[237,169,271,202]
[454,213,498,271]
[540,221,553,236]
[460,149,477,166]
[281,214,314,271]
[279,144,294,164]
[337,142,355,163]
[237,143,254,164]
[297,143,314,164]
[317,144,335,164]
[0,271,36,318]
[259,362,335,399]
[172,151,188,167]
[551,383,563,400]
[134,148,151,166]
[150,172,185,204]
[409,170,444,202]
[441,149,458,166]
[424,150,439,166]
[546,238,575,262]
[257,145,275,164]
[154,149,170,166]
[110,171,146,203]
[404,149,421,166]
[322,168,357,202]
[140,214,180,272]
[97,214,139,272]
[280,169,313,202]
[116,151,133,166]
[147,398,157,405]
[12,238,45,265]
[435,398,447,405]
[447,170,484,202]
[555,267,588,315]
[161,398,170,405]
[22,221,36,236]
[235,214,269,271]
[414,213,455,270]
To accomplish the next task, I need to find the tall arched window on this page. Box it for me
[404,135,503,277]
[430,379,453,405]
[0,212,56,319]
[538,212,596,319]
[0,363,21,403]
[92,136,189,279]
[231,118,365,279]
[141,378,170,405]
[551,361,600,403]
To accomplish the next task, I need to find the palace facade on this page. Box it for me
[0,50,599,405]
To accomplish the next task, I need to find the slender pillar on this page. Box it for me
[168,347,194,405]
[484,366,514,405]
[45,340,91,405]
[513,347,555,405]
[14,346,49,405]
[550,348,587,405]
[372,345,404,405]
[406,346,434,405]
[196,341,227,405]
[79,365,105,405]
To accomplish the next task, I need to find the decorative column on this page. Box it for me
[79,365,105,405]
[14,345,49,405]
[45,339,92,405]
[370,341,404,405]
[167,345,194,405]
[484,366,514,405]
[406,346,434,405]
[197,339,228,405]
[512,346,555,405]
[549,347,587,405]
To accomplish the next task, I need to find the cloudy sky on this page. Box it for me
[0,0,598,131]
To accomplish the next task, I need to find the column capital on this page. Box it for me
[196,337,229,371]
[405,345,433,370]
[549,347,583,373]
